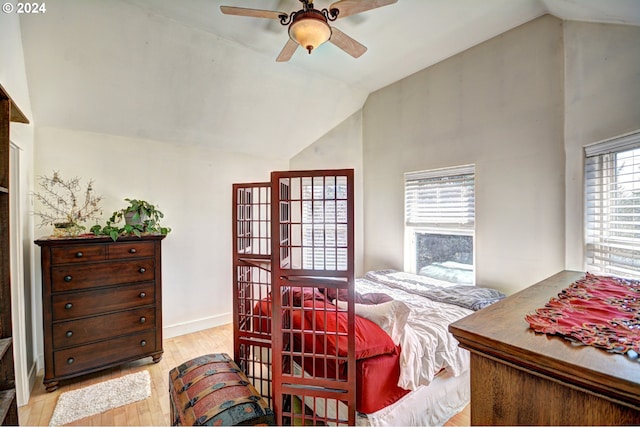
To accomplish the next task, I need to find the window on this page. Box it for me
[585,130,640,279]
[404,165,475,284]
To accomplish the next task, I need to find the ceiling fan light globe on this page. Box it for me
[288,13,332,55]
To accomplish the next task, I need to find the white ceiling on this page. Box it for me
[19,0,640,159]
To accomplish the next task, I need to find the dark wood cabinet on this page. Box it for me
[449,270,640,425]
[1,84,29,426]
[35,235,165,391]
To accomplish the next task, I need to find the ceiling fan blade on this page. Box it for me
[276,39,298,62]
[220,6,286,20]
[329,26,367,58]
[329,0,397,19]
[265,0,290,33]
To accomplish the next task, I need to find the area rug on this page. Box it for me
[49,370,151,426]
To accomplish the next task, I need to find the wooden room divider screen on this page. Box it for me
[232,181,273,407]
[232,170,356,426]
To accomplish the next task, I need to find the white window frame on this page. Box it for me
[584,129,640,278]
[403,165,476,282]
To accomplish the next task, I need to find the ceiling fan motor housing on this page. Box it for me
[288,9,332,54]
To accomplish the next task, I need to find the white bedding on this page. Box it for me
[356,277,472,390]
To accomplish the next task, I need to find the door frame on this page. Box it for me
[9,141,30,406]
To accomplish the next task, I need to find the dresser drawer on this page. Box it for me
[108,241,155,259]
[51,244,106,264]
[53,306,155,349]
[54,330,156,377]
[52,259,155,292]
[52,282,155,321]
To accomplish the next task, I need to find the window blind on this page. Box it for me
[405,165,475,229]
[584,130,640,278]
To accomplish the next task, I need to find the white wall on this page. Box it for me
[364,15,567,295]
[0,11,32,127]
[33,127,287,342]
[0,7,37,406]
[563,21,640,270]
[289,110,365,276]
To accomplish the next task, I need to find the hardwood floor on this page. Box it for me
[446,404,470,427]
[18,323,470,426]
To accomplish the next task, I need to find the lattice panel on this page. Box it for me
[278,281,352,426]
[232,183,273,407]
[282,393,350,426]
[271,169,355,426]
[235,185,271,256]
[276,175,350,272]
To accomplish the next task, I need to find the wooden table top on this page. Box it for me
[449,270,640,410]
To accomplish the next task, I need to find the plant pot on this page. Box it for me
[53,222,83,237]
[124,212,148,226]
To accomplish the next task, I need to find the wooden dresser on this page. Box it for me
[35,235,165,391]
[449,270,640,425]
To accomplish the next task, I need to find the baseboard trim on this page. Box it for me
[19,359,39,407]
[163,312,232,339]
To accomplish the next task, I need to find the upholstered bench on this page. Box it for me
[169,353,275,426]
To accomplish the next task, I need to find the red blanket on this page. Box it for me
[525,273,640,355]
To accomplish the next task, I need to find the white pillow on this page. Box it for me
[334,299,410,345]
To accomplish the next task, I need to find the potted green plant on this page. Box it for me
[91,198,171,241]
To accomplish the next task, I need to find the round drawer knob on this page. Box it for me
[140,317,146,324]
[67,357,74,365]
[138,267,146,274]
[129,248,137,254]
[140,340,147,347]
[64,275,72,282]
[139,292,146,298]
[75,252,83,258]
[66,331,73,338]
[64,303,73,310]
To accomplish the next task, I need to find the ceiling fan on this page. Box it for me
[220,0,398,62]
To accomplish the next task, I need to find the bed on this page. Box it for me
[244,269,504,426]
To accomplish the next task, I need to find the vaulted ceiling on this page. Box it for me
[19,0,640,159]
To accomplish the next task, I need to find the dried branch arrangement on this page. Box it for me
[33,171,103,229]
